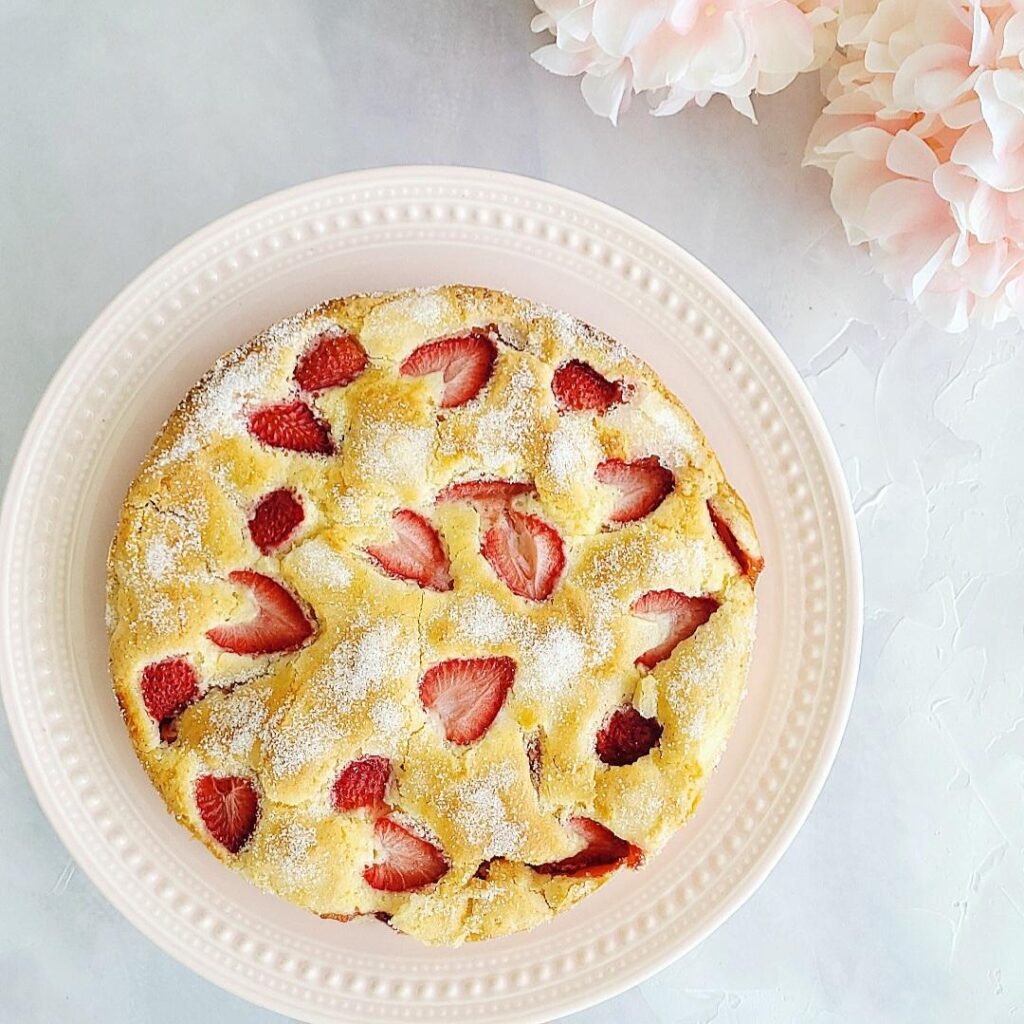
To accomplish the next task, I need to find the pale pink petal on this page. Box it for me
[970,1,996,67]
[749,2,815,76]
[1001,12,1024,59]
[591,0,668,56]
[891,44,974,114]
[885,130,940,180]
[666,0,700,34]
[580,62,632,123]
[532,43,596,75]
[953,121,1024,190]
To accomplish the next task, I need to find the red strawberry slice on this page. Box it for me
[248,400,333,454]
[596,706,663,766]
[631,589,719,669]
[332,755,391,815]
[294,329,368,393]
[435,478,535,509]
[365,510,453,592]
[596,457,673,523]
[207,570,315,655]
[363,816,448,892]
[534,817,642,878]
[140,656,199,737]
[481,509,565,602]
[399,328,497,408]
[195,774,260,854]
[248,488,304,554]
[419,656,516,745]
[708,500,764,585]
[551,360,626,414]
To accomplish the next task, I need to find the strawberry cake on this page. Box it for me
[107,285,762,946]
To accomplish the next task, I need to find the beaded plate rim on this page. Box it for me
[0,167,862,1024]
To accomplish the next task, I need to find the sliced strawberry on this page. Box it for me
[294,329,367,393]
[248,488,304,554]
[631,589,719,669]
[534,817,642,878]
[195,774,260,854]
[551,360,626,414]
[419,656,516,745]
[708,500,764,585]
[363,816,448,892]
[596,457,673,523]
[247,400,333,455]
[207,570,315,655]
[332,755,391,815]
[435,478,535,529]
[140,656,199,736]
[399,328,496,408]
[596,706,663,766]
[435,478,535,509]
[365,509,452,592]
[481,509,565,602]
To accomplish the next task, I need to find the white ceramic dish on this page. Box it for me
[0,167,861,1023]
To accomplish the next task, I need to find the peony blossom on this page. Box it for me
[531,0,838,125]
[805,0,1024,331]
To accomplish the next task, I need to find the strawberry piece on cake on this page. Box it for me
[596,457,673,523]
[363,817,448,892]
[365,509,453,592]
[248,488,304,554]
[247,399,333,454]
[140,656,199,741]
[294,329,367,392]
[419,656,516,745]
[332,755,392,815]
[195,774,260,854]
[551,359,626,414]
[708,499,764,585]
[399,328,496,408]
[481,509,565,601]
[631,589,718,669]
[207,570,315,654]
[534,817,642,878]
[596,705,663,766]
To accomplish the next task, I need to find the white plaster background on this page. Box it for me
[1,2,1021,1021]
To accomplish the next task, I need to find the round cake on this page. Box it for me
[107,285,762,946]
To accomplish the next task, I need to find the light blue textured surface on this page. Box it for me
[2,2,1022,1021]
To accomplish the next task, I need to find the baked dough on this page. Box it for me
[107,285,762,945]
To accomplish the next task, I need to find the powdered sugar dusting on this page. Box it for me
[158,343,288,466]
[265,820,321,890]
[454,593,517,646]
[545,415,603,487]
[385,289,447,331]
[518,623,587,700]
[144,538,175,581]
[604,387,700,469]
[350,420,434,490]
[369,698,406,751]
[290,538,352,591]
[268,618,417,777]
[202,686,271,762]
[319,618,417,709]
[448,762,524,859]
[444,362,537,473]
[448,595,591,704]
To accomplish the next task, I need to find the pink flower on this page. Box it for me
[531,0,838,125]
[806,0,1024,330]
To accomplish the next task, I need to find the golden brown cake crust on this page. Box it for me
[107,285,760,946]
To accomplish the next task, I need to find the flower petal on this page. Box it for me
[591,0,668,57]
